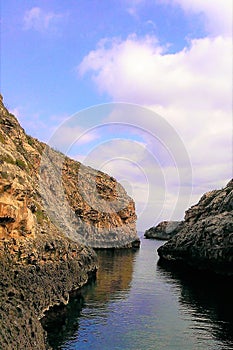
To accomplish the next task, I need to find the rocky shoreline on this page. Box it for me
[0,94,139,349]
[0,235,98,350]
[158,180,233,276]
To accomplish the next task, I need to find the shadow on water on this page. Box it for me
[41,248,139,349]
[42,240,233,350]
[157,260,233,348]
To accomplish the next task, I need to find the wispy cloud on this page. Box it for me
[166,0,232,36]
[78,35,231,109]
[10,106,51,141]
[23,7,65,33]
[125,0,145,18]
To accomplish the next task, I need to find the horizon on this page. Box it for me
[1,0,232,230]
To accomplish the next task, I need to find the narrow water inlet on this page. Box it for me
[41,240,233,350]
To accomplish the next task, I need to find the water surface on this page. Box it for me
[44,239,233,350]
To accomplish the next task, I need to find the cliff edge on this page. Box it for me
[158,180,233,276]
[0,95,139,349]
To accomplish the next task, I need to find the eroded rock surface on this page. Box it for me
[158,180,233,276]
[144,221,183,240]
[0,237,97,350]
[0,94,138,349]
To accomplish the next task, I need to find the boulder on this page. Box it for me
[144,221,183,240]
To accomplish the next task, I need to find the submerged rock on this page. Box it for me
[144,221,183,240]
[158,180,233,276]
[0,94,139,349]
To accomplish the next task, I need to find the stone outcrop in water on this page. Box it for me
[144,221,183,240]
[0,95,139,349]
[158,180,233,276]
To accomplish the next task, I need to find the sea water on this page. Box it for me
[45,238,233,350]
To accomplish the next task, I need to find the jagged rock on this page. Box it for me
[144,221,183,240]
[0,236,97,350]
[0,94,139,349]
[158,180,233,276]
[0,94,139,248]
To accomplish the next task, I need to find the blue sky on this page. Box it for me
[2,0,205,122]
[1,0,232,230]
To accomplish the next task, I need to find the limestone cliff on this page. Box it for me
[0,95,139,349]
[158,180,233,276]
[0,94,138,248]
[144,221,183,240]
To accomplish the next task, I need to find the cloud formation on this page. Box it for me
[75,0,232,228]
[78,33,231,175]
[23,7,64,33]
[71,0,233,230]
[167,0,232,36]
[78,35,231,109]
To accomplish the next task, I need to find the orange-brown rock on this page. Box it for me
[0,94,138,350]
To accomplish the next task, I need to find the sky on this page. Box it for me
[1,0,232,231]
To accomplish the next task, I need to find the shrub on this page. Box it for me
[0,133,5,144]
[27,135,34,146]
[0,171,8,179]
[36,209,46,224]
[15,158,26,170]
[1,154,15,165]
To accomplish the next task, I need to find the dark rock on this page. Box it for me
[131,238,141,248]
[0,237,97,350]
[158,180,233,276]
[144,221,183,240]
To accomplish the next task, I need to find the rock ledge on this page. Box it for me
[158,180,233,276]
[144,221,183,240]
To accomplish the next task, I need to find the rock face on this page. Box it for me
[158,180,233,276]
[0,95,139,349]
[0,95,139,249]
[0,238,97,350]
[144,221,183,240]
[39,149,139,248]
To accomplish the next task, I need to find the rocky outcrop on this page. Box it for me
[39,149,139,248]
[144,221,183,240]
[158,180,233,276]
[0,94,139,349]
[0,237,97,350]
[0,94,139,249]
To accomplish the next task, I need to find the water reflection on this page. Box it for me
[84,249,138,305]
[42,248,138,349]
[42,240,233,350]
[157,261,233,348]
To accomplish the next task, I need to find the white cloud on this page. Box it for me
[126,0,232,36]
[10,106,51,141]
[76,0,232,229]
[48,124,100,153]
[78,35,231,110]
[71,134,192,230]
[125,0,145,17]
[166,0,232,36]
[77,32,232,227]
[23,7,65,33]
